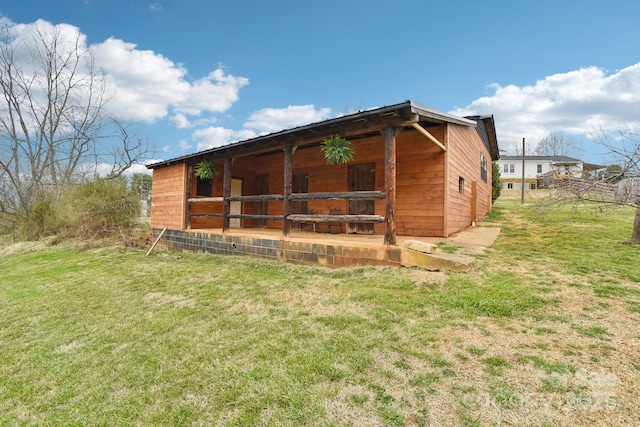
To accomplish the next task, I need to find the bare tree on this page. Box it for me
[534,132,580,158]
[0,22,149,215]
[538,127,640,244]
[596,127,640,243]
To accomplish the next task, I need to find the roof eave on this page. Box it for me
[147,100,481,169]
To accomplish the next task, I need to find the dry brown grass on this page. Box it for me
[1,197,639,426]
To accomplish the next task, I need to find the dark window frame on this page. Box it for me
[196,177,213,197]
[480,154,488,182]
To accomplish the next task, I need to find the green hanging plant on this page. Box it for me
[321,135,354,164]
[194,160,218,180]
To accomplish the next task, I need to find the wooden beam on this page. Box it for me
[412,123,447,151]
[227,194,284,202]
[383,126,402,245]
[189,213,224,218]
[283,144,293,236]
[287,214,385,223]
[289,191,386,201]
[186,164,193,229]
[228,214,284,221]
[188,197,224,203]
[222,157,232,231]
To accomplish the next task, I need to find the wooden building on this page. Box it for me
[147,100,499,267]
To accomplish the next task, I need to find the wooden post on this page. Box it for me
[283,144,293,236]
[471,181,477,223]
[222,157,232,231]
[442,126,449,237]
[383,126,401,245]
[186,164,193,230]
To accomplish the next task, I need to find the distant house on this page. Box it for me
[496,155,603,190]
[145,100,500,267]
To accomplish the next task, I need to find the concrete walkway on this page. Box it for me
[445,225,502,255]
[400,224,501,271]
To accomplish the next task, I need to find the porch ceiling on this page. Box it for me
[147,100,479,168]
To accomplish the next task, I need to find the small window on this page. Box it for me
[510,164,515,173]
[530,183,536,189]
[480,154,488,182]
[507,182,513,189]
[458,177,465,194]
[537,164,543,173]
[503,164,509,173]
[196,177,213,197]
[565,165,570,173]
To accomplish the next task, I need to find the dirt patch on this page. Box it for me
[409,269,447,287]
[143,292,196,308]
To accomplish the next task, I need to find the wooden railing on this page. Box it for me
[187,191,386,224]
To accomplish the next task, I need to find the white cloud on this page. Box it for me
[1,19,249,125]
[179,139,193,151]
[149,3,165,12]
[189,105,333,153]
[192,127,257,151]
[171,113,192,129]
[451,64,640,153]
[93,41,247,121]
[174,69,249,116]
[93,37,190,122]
[244,105,332,133]
[123,162,153,175]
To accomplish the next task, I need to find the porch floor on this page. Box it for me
[185,227,443,247]
[172,224,501,271]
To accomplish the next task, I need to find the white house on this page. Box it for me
[496,155,584,190]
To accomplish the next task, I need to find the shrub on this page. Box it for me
[11,194,64,241]
[492,162,502,202]
[59,178,140,238]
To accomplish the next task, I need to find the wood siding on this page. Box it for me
[150,163,187,230]
[446,124,493,234]
[396,128,446,236]
[150,124,492,238]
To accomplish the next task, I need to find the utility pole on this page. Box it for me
[521,137,526,204]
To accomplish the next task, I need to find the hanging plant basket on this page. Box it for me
[194,160,218,180]
[321,135,354,164]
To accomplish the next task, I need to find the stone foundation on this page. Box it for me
[152,228,403,268]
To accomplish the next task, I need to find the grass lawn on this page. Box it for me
[1,196,639,426]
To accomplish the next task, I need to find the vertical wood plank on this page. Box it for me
[384,126,401,245]
[443,125,450,237]
[471,181,477,222]
[186,164,192,229]
[222,157,232,231]
[283,145,293,236]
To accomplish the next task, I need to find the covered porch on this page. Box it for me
[148,100,500,266]
[149,101,471,243]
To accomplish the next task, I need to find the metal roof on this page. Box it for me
[465,115,499,161]
[499,155,583,163]
[147,100,495,169]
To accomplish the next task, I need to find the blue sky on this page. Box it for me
[2,0,640,170]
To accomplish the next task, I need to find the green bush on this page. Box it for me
[492,162,502,202]
[3,178,142,244]
[12,194,63,241]
[59,178,140,237]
